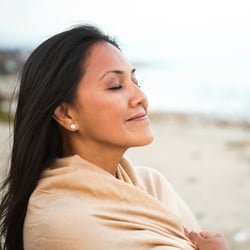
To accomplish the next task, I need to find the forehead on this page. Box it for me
[84,42,133,75]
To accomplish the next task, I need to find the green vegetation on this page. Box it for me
[0,106,13,123]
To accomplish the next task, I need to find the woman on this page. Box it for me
[0,25,230,249]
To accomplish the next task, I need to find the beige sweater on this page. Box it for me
[24,155,200,249]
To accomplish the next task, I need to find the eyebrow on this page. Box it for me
[99,68,136,80]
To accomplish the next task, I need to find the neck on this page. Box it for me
[84,152,124,177]
[62,138,126,176]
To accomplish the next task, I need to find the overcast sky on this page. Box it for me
[1,0,249,69]
[1,0,249,117]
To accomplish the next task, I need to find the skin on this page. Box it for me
[53,42,154,176]
[186,230,231,250]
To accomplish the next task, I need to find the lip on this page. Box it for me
[127,112,148,121]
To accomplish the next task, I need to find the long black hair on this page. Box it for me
[0,25,119,250]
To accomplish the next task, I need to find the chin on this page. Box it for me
[131,133,154,147]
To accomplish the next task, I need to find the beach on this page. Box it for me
[1,112,250,249]
[1,1,250,248]
[127,113,250,250]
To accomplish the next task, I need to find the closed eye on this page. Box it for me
[109,85,122,90]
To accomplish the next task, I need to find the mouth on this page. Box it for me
[127,112,148,122]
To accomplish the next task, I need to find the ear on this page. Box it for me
[53,103,78,131]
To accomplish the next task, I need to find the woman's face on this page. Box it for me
[70,42,153,152]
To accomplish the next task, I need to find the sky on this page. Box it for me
[0,0,249,118]
[1,0,249,73]
[1,0,250,64]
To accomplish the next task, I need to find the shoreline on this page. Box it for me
[128,112,250,249]
[1,74,250,127]
[148,111,250,129]
[1,111,250,249]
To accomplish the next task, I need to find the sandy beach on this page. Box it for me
[127,113,250,250]
[1,113,250,249]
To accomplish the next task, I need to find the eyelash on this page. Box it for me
[109,85,122,90]
[108,82,141,90]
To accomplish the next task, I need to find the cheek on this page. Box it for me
[88,93,126,113]
[77,94,126,126]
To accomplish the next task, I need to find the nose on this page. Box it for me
[129,84,148,109]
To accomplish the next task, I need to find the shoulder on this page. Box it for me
[134,165,174,202]
[134,165,201,232]
[121,157,175,202]
[24,194,97,249]
[135,165,167,182]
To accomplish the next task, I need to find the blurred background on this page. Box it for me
[0,0,250,120]
[0,0,250,249]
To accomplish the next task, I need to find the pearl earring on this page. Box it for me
[70,123,76,130]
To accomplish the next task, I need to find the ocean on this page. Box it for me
[1,64,249,123]
[1,47,249,123]
[130,59,250,122]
